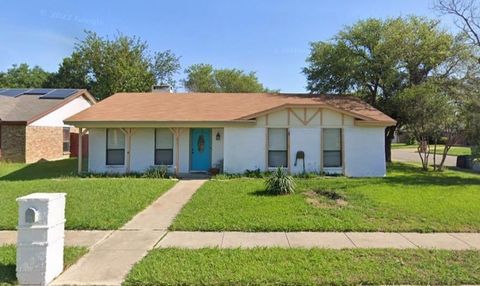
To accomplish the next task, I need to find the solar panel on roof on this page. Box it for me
[0,89,30,97]
[40,89,78,99]
[22,88,53,95]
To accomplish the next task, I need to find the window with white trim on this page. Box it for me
[155,128,173,165]
[106,129,125,165]
[268,128,288,168]
[323,128,342,167]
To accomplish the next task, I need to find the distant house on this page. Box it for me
[0,88,96,163]
[65,92,396,177]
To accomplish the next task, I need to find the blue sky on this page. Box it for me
[0,0,455,92]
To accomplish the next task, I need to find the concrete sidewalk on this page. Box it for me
[156,231,480,250]
[51,180,206,286]
[0,230,112,248]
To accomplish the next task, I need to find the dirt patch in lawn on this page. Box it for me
[304,190,348,208]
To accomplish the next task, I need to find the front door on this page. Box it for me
[190,128,212,171]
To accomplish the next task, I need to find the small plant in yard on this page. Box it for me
[293,172,320,179]
[265,168,295,195]
[143,166,169,178]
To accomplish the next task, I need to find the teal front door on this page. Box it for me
[190,128,212,171]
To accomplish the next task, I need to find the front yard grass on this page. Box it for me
[171,163,480,232]
[0,159,176,230]
[392,143,471,156]
[0,245,87,285]
[124,248,480,285]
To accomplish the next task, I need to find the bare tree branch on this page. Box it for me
[435,0,480,47]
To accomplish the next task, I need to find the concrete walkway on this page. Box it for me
[157,231,480,250]
[51,180,206,286]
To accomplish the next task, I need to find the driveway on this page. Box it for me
[392,149,457,167]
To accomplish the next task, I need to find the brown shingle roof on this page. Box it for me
[65,92,396,125]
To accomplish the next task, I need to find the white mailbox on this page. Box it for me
[16,193,66,286]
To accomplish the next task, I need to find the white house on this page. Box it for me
[64,92,396,177]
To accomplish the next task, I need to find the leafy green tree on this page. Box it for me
[0,63,52,88]
[152,50,181,89]
[183,63,270,92]
[304,16,466,162]
[45,52,90,89]
[398,81,453,170]
[435,0,480,162]
[48,32,182,99]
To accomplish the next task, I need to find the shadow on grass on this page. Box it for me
[0,264,16,285]
[0,159,77,181]
[384,162,480,186]
[249,189,277,197]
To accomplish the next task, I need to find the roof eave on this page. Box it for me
[354,119,397,127]
[63,119,257,128]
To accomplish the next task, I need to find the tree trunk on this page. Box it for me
[385,126,396,163]
[417,138,430,171]
[433,139,437,171]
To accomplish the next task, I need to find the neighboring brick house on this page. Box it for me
[0,89,96,163]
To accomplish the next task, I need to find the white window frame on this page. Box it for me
[322,128,343,168]
[267,128,288,168]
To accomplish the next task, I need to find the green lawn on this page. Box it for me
[0,159,176,230]
[171,163,480,232]
[124,248,480,285]
[392,143,472,156]
[0,245,87,285]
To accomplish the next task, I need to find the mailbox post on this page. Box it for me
[16,193,66,286]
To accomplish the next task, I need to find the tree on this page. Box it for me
[398,81,453,170]
[304,16,464,162]
[183,63,270,92]
[48,31,180,100]
[152,50,181,89]
[0,63,52,88]
[435,0,480,163]
[45,52,90,89]
[435,0,480,49]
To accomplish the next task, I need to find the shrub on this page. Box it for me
[265,168,295,195]
[244,168,263,178]
[143,166,169,178]
[293,172,320,179]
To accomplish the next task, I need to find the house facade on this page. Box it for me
[65,92,396,177]
[0,89,96,163]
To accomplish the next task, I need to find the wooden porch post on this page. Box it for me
[169,128,183,177]
[121,128,136,173]
[78,127,83,175]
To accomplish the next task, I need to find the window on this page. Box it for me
[63,127,70,154]
[268,128,288,168]
[323,128,342,167]
[106,129,125,165]
[155,128,173,165]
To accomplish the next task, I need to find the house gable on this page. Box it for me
[254,107,355,128]
[30,95,95,127]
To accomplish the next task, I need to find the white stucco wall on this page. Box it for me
[130,128,155,172]
[30,96,93,127]
[289,128,321,173]
[223,127,266,173]
[212,128,224,168]
[344,126,386,177]
[86,108,387,177]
